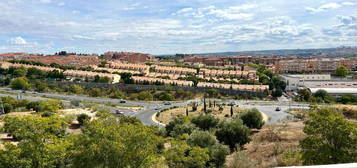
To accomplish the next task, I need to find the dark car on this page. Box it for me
[119,99,126,103]
[164,102,171,105]
[275,107,281,111]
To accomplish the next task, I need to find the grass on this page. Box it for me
[228,121,305,168]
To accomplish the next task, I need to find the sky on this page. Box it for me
[0,0,356,55]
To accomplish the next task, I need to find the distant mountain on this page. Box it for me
[157,46,357,58]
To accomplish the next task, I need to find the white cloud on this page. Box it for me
[8,37,27,45]
[174,4,256,20]
[342,2,355,6]
[306,2,354,13]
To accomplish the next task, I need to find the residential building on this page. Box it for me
[103,51,154,63]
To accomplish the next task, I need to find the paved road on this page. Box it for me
[0,88,309,126]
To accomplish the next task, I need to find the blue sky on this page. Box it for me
[0,0,356,55]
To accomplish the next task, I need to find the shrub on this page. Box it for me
[77,113,91,125]
[215,118,251,149]
[239,108,265,129]
[10,77,30,90]
[159,93,175,101]
[188,130,217,148]
[300,108,357,165]
[191,114,219,131]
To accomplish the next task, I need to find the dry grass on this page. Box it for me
[334,104,357,120]
[226,121,305,168]
[156,105,248,124]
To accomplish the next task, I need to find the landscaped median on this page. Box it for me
[155,104,269,125]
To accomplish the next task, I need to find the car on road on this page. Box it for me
[275,107,281,111]
[115,110,124,115]
[119,99,126,103]
[155,108,160,110]
[164,102,171,105]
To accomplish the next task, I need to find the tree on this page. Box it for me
[10,77,30,90]
[71,117,163,168]
[313,89,333,103]
[209,143,230,167]
[137,91,153,101]
[340,94,357,104]
[77,113,91,125]
[165,140,210,168]
[272,88,283,98]
[215,118,251,149]
[207,89,219,97]
[27,67,45,79]
[69,85,83,94]
[297,88,312,102]
[188,130,217,148]
[37,99,61,112]
[239,108,265,129]
[300,108,357,165]
[335,65,349,77]
[88,88,102,97]
[191,114,219,131]
[33,80,47,92]
[12,67,27,77]
[159,92,175,101]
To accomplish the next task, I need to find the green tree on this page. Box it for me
[191,114,219,131]
[209,143,230,167]
[215,118,251,149]
[335,65,349,77]
[69,85,83,94]
[27,67,45,79]
[313,89,333,103]
[165,140,210,168]
[12,67,27,77]
[188,130,217,148]
[239,108,265,129]
[297,88,312,102]
[340,94,357,104]
[137,91,153,101]
[71,117,163,168]
[33,80,47,92]
[159,92,175,101]
[10,77,31,90]
[37,100,61,112]
[88,88,102,97]
[77,113,91,125]
[300,108,357,165]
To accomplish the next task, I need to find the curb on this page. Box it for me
[151,112,166,127]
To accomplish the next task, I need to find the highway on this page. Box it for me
[0,88,309,126]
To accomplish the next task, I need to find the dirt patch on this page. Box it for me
[227,121,305,168]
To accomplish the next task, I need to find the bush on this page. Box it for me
[209,143,230,168]
[137,91,153,101]
[188,130,217,148]
[191,114,219,131]
[159,93,175,101]
[300,108,357,165]
[77,113,91,125]
[239,108,265,129]
[10,77,30,90]
[215,118,251,149]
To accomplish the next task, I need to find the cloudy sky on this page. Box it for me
[0,0,356,55]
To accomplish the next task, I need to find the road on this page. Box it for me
[0,88,309,126]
